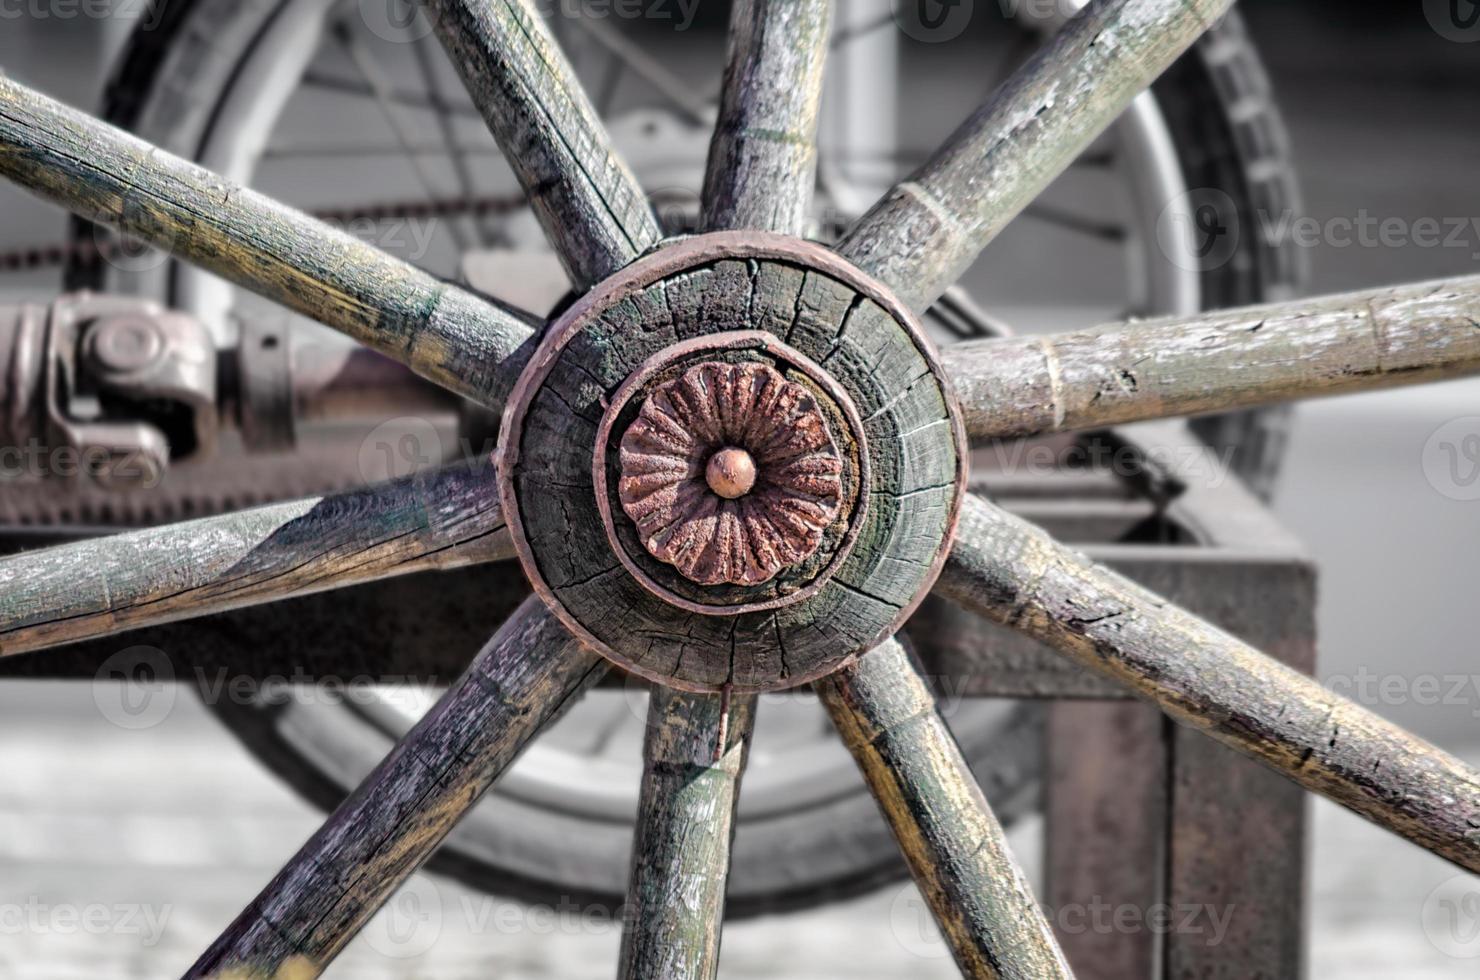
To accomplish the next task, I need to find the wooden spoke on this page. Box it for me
[0,461,511,658]
[816,639,1073,979]
[945,274,1480,441]
[938,493,1480,874]
[836,0,1230,311]
[618,688,757,979]
[427,0,662,287]
[0,76,537,409]
[614,19,831,971]
[702,0,832,235]
[187,598,606,978]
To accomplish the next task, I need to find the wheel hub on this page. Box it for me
[497,232,967,693]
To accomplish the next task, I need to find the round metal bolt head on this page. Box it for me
[86,316,164,374]
[706,447,757,499]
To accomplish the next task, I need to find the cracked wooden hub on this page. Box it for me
[498,232,966,693]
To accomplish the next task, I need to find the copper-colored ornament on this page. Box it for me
[617,360,844,587]
[705,448,757,499]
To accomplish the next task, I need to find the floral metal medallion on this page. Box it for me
[616,360,845,587]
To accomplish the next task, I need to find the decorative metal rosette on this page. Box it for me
[616,360,844,587]
[497,233,966,693]
[596,332,869,614]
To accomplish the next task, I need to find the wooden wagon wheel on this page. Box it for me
[2,0,1479,976]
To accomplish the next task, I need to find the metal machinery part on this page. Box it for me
[0,293,214,491]
[0,292,455,486]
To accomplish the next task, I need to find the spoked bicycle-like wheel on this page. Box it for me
[2,0,1480,976]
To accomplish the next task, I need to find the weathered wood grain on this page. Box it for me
[617,688,756,980]
[501,236,963,692]
[0,460,512,657]
[428,0,662,288]
[944,274,1480,441]
[0,75,537,409]
[937,492,1480,874]
[836,0,1231,311]
[816,639,1073,979]
[702,0,831,235]
[188,599,606,979]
